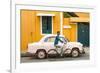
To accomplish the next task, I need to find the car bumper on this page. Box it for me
[80,48,85,54]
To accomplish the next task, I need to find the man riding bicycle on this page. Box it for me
[54,31,64,56]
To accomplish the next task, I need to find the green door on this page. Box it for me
[78,22,89,46]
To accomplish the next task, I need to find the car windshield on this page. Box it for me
[44,36,68,42]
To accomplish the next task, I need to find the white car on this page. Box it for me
[28,34,85,59]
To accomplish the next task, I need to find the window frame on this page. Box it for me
[40,16,53,35]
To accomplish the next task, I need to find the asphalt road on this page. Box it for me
[21,47,89,63]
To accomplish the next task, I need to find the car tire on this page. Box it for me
[36,50,47,59]
[71,49,79,57]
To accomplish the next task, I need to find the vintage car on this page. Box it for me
[28,34,85,59]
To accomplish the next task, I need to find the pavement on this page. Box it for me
[21,47,90,63]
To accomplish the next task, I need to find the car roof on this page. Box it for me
[39,34,64,42]
[43,34,64,38]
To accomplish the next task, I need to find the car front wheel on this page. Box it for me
[37,50,47,59]
[71,49,79,57]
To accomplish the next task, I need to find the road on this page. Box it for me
[21,47,89,63]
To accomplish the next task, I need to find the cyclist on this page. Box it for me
[54,31,64,56]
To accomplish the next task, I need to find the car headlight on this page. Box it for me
[79,43,83,47]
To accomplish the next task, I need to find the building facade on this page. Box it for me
[20,10,90,53]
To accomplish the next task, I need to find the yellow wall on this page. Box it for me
[21,10,61,52]
[63,18,71,41]
[70,23,77,42]
[21,10,78,52]
[63,18,77,42]
[20,10,36,52]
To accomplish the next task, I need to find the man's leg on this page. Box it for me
[55,45,60,54]
[60,48,63,56]
[55,45,58,51]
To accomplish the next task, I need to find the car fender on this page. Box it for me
[65,42,82,51]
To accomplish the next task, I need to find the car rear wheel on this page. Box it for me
[37,50,47,59]
[71,49,79,57]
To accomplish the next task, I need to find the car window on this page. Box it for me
[44,37,55,42]
[44,36,68,42]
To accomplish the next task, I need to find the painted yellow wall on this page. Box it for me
[75,12,89,17]
[63,18,71,41]
[35,11,61,41]
[70,12,90,22]
[70,23,77,42]
[20,10,37,52]
[63,18,77,42]
[21,10,61,52]
[21,10,81,52]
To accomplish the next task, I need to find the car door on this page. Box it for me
[42,37,55,51]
